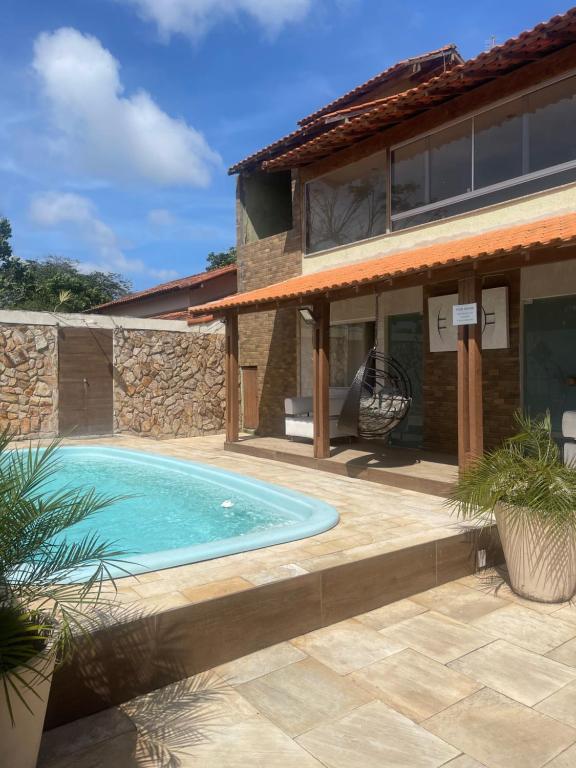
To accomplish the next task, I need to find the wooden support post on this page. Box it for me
[313,299,330,459]
[225,311,239,443]
[457,275,484,470]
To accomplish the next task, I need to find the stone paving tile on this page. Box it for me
[411,582,508,623]
[379,611,492,663]
[457,572,569,614]
[215,642,307,685]
[535,680,576,729]
[549,604,576,626]
[236,657,374,737]
[180,576,253,603]
[296,699,459,768]
[355,598,428,630]
[449,640,576,706]
[547,637,576,668]
[443,757,488,768]
[470,604,576,654]
[423,688,576,768]
[351,648,482,722]
[289,618,405,675]
[543,743,576,767]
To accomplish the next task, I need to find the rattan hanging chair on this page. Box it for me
[338,348,412,440]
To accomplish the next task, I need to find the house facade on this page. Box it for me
[94,264,237,322]
[190,7,576,468]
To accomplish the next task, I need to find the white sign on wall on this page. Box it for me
[428,287,509,352]
[453,303,478,326]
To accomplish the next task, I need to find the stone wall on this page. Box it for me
[113,328,225,439]
[0,324,58,438]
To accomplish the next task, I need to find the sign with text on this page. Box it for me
[453,303,478,326]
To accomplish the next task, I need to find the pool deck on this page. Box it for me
[42,434,501,728]
[40,569,576,768]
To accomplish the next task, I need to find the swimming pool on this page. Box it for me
[47,447,339,579]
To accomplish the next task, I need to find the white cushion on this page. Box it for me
[565,441,576,467]
[284,396,312,416]
[563,411,576,439]
[285,388,350,418]
[285,415,354,439]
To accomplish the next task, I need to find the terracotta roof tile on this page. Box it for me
[189,213,576,315]
[264,7,576,170]
[93,264,237,311]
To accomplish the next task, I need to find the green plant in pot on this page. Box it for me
[450,411,576,603]
[0,432,126,768]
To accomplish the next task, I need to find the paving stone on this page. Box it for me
[471,604,576,654]
[355,598,427,630]
[216,642,307,685]
[411,582,508,623]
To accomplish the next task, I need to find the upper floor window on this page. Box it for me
[306,153,387,254]
[391,73,576,230]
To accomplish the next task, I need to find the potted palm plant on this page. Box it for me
[0,431,126,768]
[450,412,576,603]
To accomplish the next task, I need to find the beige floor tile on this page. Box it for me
[548,637,576,667]
[180,576,253,603]
[443,757,487,768]
[132,591,190,613]
[550,604,576,626]
[355,599,428,630]
[412,582,508,623]
[470,604,576,654]
[351,648,482,722]
[543,743,576,767]
[379,611,491,664]
[536,681,576,728]
[177,714,325,766]
[424,688,576,768]
[236,657,373,737]
[449,640,576,706]
[296,699,459,768]
[290,618,404,675]
[458,573,567,614]
[216,642,307,685]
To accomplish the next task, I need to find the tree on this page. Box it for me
[206,246,236,271]
[0,217,131,312]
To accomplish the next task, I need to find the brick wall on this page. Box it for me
[423,270,521,454]
[237,171,302,435]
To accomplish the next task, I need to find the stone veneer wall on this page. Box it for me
[236,171,302,436]
[423,270,521,454]
[0,324,58,438]
[113,328,226,439]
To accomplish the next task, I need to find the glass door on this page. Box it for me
[524,295,576,439]
[388,313,423,447]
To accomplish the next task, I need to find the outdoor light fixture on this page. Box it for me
[298,307,316,325]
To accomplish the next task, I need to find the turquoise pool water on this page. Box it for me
[47,447,338,578]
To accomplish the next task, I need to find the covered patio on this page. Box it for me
[189,212,576,485]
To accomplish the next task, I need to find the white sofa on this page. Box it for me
[284,387,355,440]
[563,411,576,466]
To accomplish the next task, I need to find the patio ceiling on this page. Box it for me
[189,211,576,318]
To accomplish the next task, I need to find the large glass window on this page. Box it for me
[390,73,576,230]
[528,77,576,172]
[474,99,524,188]
[330,322,375,387]
[306,153,387,254]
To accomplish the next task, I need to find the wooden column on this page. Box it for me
[225,311,239,443]
[457,275,484,469]
[313,299,330,459]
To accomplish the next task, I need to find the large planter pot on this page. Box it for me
[495,503,576,603]
[0,646,56,768]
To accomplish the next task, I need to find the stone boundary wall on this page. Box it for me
[113,328,225,439]
[0,311,226,441]
[0,324,58,439]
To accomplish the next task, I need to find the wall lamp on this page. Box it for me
[298,307,317,325]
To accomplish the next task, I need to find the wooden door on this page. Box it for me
[242,366,259,430]
[58,328,114,436]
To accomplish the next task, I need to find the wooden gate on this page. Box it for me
[58,328,114,436]
[242,366,259,430]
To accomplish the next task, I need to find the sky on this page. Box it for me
[0,0,569,291]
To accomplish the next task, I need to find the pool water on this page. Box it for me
[45,447,338,578]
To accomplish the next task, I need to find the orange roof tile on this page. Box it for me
[189,213,576,315]
[92,264,237,311]
[264,7,576,171]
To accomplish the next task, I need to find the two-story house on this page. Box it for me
[190,7,576,480]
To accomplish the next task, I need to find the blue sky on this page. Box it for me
[0,0,568,290]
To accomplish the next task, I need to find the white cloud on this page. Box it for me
[148,208,177,226]
[120,0,312,40]
[32,28,221,186]
[29,192,177,280]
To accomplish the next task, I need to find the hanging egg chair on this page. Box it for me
[338,348,412,440]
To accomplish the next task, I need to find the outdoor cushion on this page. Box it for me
[285,415,354,439]
[565,441,576,467]
[562,411,576,439]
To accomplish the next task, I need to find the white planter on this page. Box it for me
[495,504,576,603]
[0,646,56,768]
